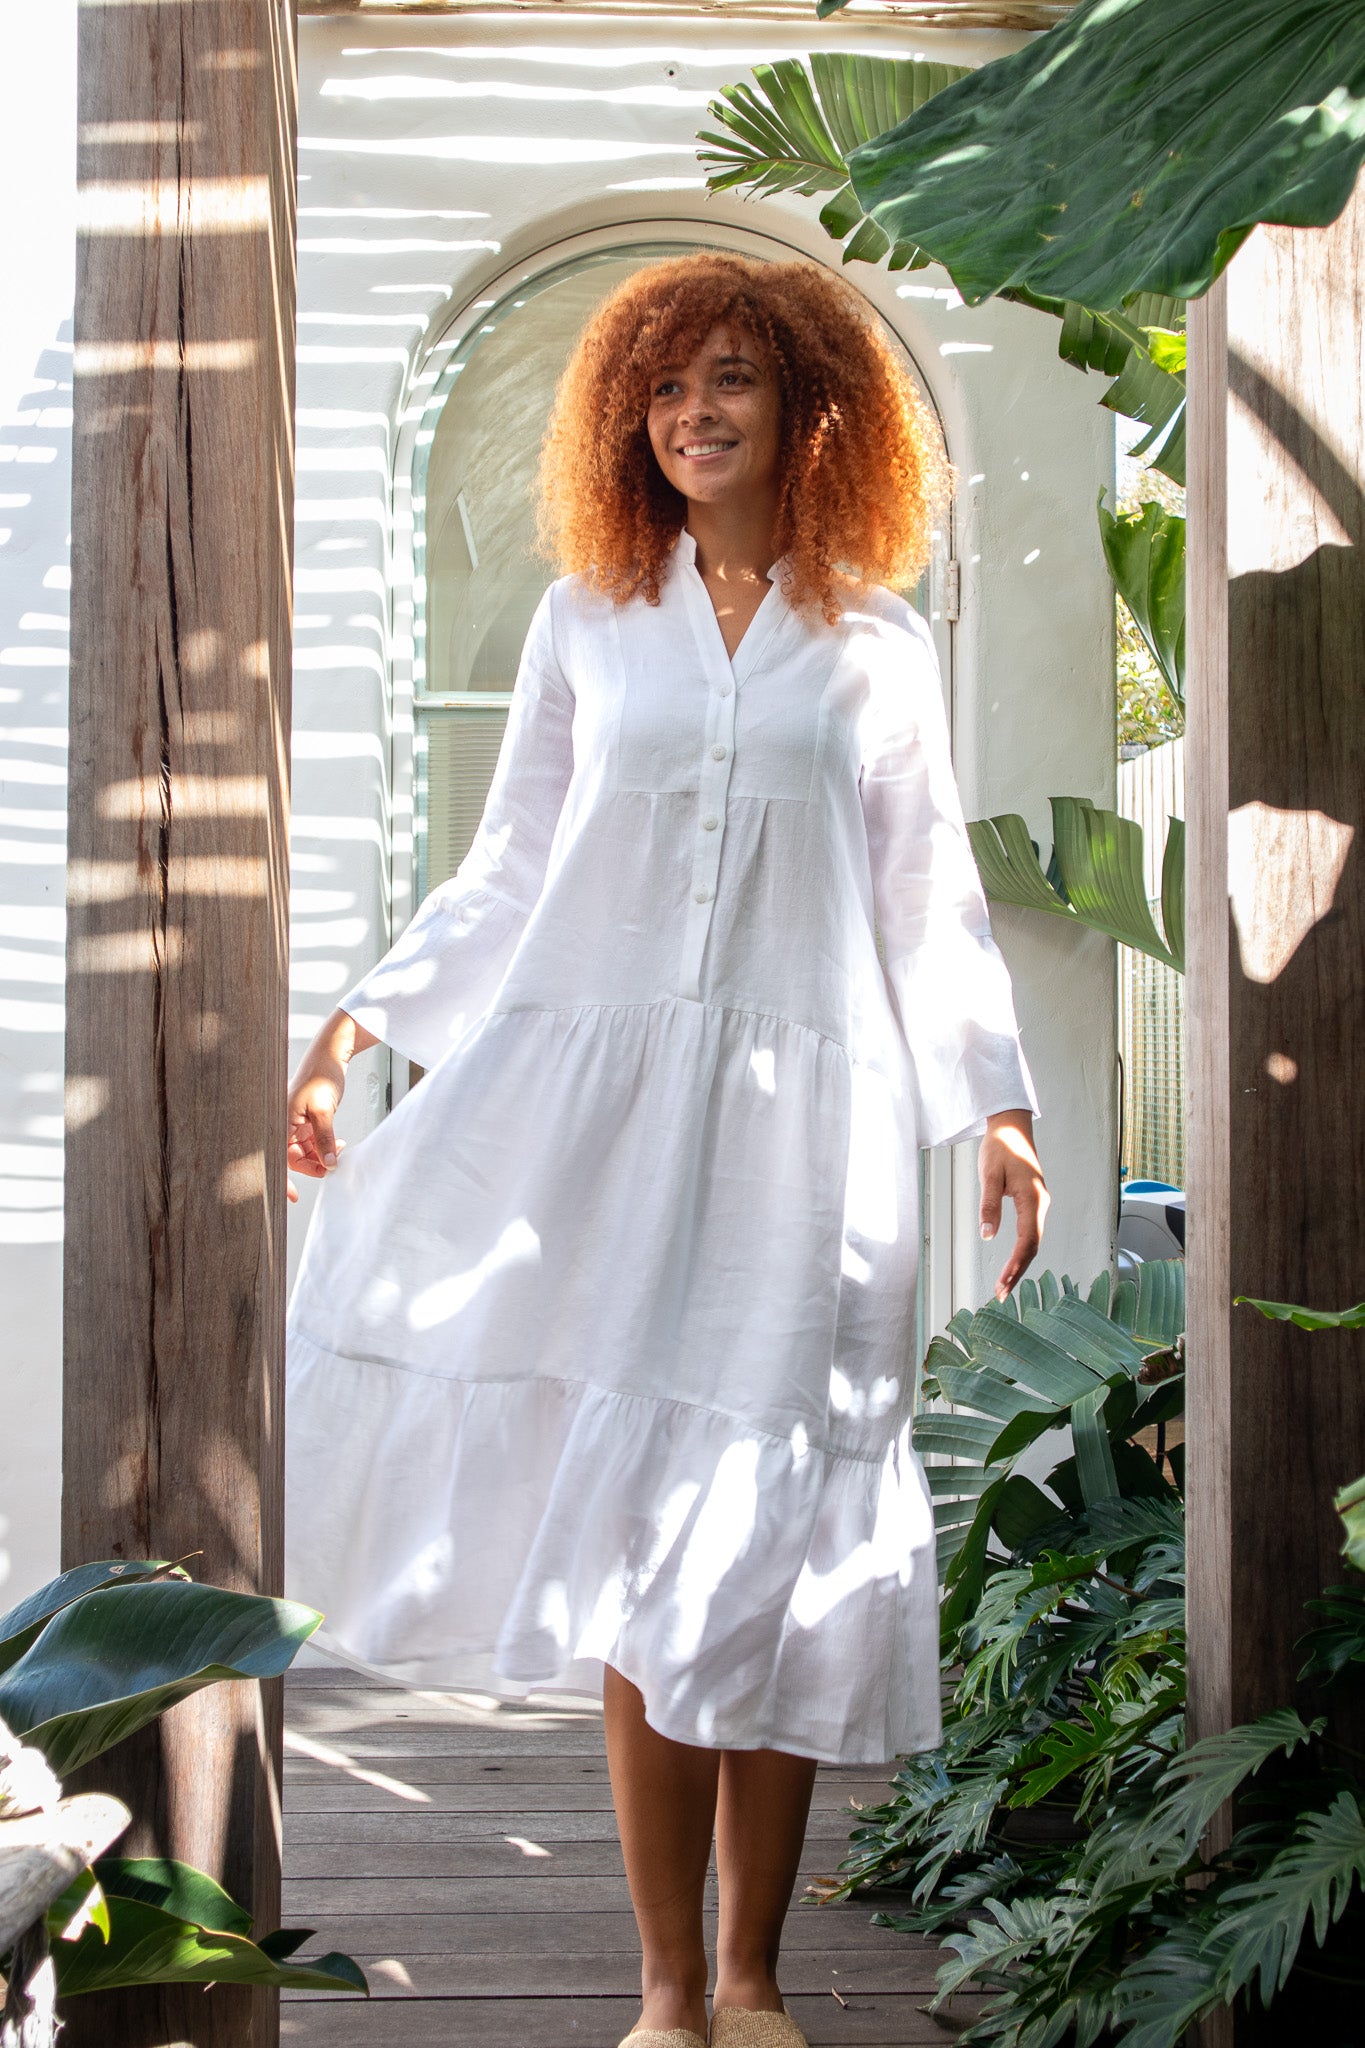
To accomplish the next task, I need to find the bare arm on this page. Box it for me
[979,1108,1050,1301]
[286,1007,380,1204]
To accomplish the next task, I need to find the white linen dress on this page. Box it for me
[284,527,1039,1765]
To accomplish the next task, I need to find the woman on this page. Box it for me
[285,251,1049,2047]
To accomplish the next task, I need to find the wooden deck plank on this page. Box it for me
[285,1910,918,1957]
[283,1672,944,2048]
[284,1781,882,1815]
[283,1876,905,1914]
[283,1835,864,1880]
[283,1948,943,1996]
[279,1994,978,2045]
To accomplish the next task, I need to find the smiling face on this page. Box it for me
[645,323,782,511]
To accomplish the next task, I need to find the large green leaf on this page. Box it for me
[1084,1708,1321,1895]
[1214,1791,1365,2004]
[847,0,1365,308]
[1099,498,1186,708]
[92,1857,251,1934]
[699,49,1192,483]
[52,1887,368,1997]
[699,54,964,270]
[1338,1474,1365,1574]
[1234,1293,1365,1332]
[968,798,1184,972]
[0,1561,186,1676]
[0,1581,321,1777]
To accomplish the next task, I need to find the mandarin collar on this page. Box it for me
[672,526,791,592]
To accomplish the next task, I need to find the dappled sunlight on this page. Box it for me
[669,1440,762,1666]
[283,1725,431,1805]
[1227,801,1354,984]
[408,1214,542,1331]
[0,330,73,1249]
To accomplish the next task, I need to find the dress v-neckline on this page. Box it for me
[673,527,785,684]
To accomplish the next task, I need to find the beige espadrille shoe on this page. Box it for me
[708,2008,809,2048]
[616,2031,708,2048]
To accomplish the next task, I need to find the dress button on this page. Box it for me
[694,886,711,904]
[719,682,733,697]
[701,815,719,831]
[711,743,728,761]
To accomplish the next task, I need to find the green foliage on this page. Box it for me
[1235,1293,1365,1332]
[698,52,1189,486]
[845,0,1365,308]
[0,1563,367,2008]
[1234,1289,1365,1570]
[46,1858,368,1998]
[0,1560,189,1676]
[0,1579,321,1778]
[966,799,1184,973]
[1098,499,1186,709]
[699,54,964,271]
[837,1263,1365,2045]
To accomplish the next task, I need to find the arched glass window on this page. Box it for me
[408,238,946,902]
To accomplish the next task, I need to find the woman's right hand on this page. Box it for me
[286,1008,380,1203]
[287,1059,345,1203]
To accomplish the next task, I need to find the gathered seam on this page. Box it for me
[288,1326,892,1469]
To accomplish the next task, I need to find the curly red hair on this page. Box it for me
[537,251,950,622]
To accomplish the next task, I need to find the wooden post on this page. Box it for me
[63,2,298,2042]
[1187,179,1365,2036]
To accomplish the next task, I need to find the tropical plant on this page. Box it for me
[838,0,1365,310]
[698,53,1189,484]
[966,798,1183,972]
[826,1263,1365,2045]
[0,1561,367,2039]
[1236,1292,1365,1572]
[1098,499,1185,711]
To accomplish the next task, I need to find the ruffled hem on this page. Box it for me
[285,1336,943,1766]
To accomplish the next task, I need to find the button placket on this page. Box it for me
[678,571,740,1000]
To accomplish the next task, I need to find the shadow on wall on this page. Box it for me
[0,322,72,1252]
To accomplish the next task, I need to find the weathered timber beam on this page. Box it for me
[1187,177,1365,2041]
[297,0,1075,25]
[63,0,299,2043]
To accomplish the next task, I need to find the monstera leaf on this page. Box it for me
[847,0,1365,308]
[968,798,1184,972]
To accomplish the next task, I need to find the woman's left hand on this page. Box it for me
[979,1109,1050,1301]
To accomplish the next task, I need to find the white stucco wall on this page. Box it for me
[1,5,1116,1608]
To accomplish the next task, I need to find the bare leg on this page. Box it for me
[713,1747,819,2014]
[603,1664,719,2038]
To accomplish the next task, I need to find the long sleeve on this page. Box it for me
[339,584,575,1071]
[859,610,1040,1151]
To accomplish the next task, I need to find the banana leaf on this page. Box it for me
[0,1561,187,1677]
[49,1858,368,1997]
[968,798,1184,972]
[0,1581,321,1778]
[847,0,1365,308]
[1099,498,1186,706]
